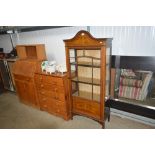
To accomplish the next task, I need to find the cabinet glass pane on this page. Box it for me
[69,49,102,102]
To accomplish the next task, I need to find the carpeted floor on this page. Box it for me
[0,92,154,129]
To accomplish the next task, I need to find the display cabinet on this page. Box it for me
[64,30,112,128]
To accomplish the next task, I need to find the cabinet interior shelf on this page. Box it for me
[71,77,100,86]
[70,61,100,68]
[70,56,101,60]
[73,91,100,102]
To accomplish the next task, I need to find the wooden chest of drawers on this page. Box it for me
[34,73,71,120]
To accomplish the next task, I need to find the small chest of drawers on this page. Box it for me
[34,73,71,120]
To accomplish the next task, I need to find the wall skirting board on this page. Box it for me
[111,108,155,127]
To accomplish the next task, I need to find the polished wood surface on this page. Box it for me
[34,72,71,120]
[73,96,100,120]
[64,30,112,128]
[13,44,71,121]
[16,44,46,60]
[13,61,39,108]
[12,44,47,109]
[64,30,107,48]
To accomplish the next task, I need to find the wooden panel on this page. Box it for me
[49,101,67,117]
[12,60,37,77]
[38,94,50,111]
[34,73,70,120]
[63,30,106,47]
[37,88,66,102]
[43,76,64,86]
[15,79,38,107]
[14,74,32,82]
[73,96,100,119]
[35,74,64,86]
[36,82,65,93]
[36,45,46,60]
[26,46,37,59]
[16,46,27,59]
[16,44,46,60]
[15,80,28,103]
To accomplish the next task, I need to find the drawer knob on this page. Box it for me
[41,84,44,87]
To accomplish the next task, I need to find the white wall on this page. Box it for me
[0,26,155,64]
[91,26,155,56]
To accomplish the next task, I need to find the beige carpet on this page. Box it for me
[0,92,154,129]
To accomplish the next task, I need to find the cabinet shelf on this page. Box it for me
[73,91,100,102]
[70,61,100,68]
[71,76,100,86]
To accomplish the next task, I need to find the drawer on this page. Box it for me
[36,83,65,94]
[43,76,64,86]
[51,99,66,109]
[37,88,66,101]
[38,94,67,117]
[50,101,66,114]
[38,96,50,111]
[38,89,55,98]
[34,74,64,86]
[38,94,66,107]
[14,74,32,82]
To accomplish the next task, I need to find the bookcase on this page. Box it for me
[64,30,112,128]
[16,44,46,60]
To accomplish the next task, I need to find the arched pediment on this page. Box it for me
[64,30,107,48]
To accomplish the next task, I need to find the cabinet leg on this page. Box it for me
[102,122,105,129]
[70,112,73,120]
[108,108,111,122]
[108,114,110,122]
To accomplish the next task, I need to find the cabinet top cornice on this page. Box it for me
[64,30,112,48]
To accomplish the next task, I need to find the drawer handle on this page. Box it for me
[41,84,44,88]
[40,77,43,80]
